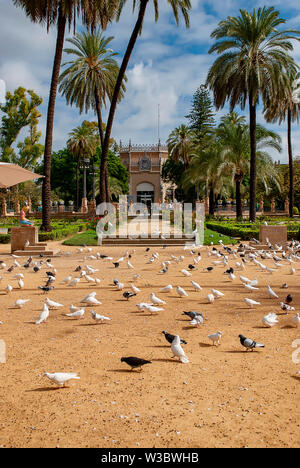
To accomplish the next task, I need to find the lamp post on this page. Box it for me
[80,157,90,213]
[89,162,99,201]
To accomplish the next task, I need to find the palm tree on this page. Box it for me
[67,121,99,211]
[264,68,300,217]
[13,0,117,231]
[167,125,194,169]
[206,6,300,222]
[99,0,192,204]
[59,29,126,202]
[217,113,282,219]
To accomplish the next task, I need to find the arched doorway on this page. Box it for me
[136,182,155,208]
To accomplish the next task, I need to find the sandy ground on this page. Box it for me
[0,239,299,449]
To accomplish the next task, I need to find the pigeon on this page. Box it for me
[68,278,80,288]
[191,281,202,291]
[90,311,111,323]
[171,335,189,363]
[121,357,152,371]
[123,292,137,301]
[244,284,259,292]
[207,294,215,304]
[65,308,85,319]
[69,305,80,314]
[162,331,187,345]
[45,298,63,309]
[290,313,300,328]
[190,315,204,326]
[136,303,153,312]
[38,286,54,294]
[212,289,224,299]
[131,284,141,294]
[177,286,188,298]
[160,285,173,293]
[244,298,261,309]
[18,279,24,289]
[14,299,30,309]
[35,304,50,325]
[5,285,13,294]
[181,269,192,277]
[150,293,166,305]
[44,372,80,388]
[61,275,72,284]
[145,305,164,315]
[280,302,295,313]
[208,331,222,346]
[239,335,265,351]
[183,311,203,320]
[80,295,102,306]
[262,313,279,328]
[267,285,279,299]
[286,294,293,305]
[204,267,214,272]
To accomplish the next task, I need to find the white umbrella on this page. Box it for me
[0,163,43,188]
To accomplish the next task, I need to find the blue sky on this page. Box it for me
[1,0,300,162]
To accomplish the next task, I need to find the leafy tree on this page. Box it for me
[207,6,300,222]
[167,124,195,169]
[0,87,43,166]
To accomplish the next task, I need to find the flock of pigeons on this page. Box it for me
[0,235,299,387]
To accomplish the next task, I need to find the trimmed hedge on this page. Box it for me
[206,221,300,241]
[0,234,10,244]
[0,223,86,244]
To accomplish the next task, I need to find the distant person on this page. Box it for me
[20,202,34,226]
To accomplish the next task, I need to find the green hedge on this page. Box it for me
[206,221,300,241]
[0,234,10,244]
[0,223,86,244]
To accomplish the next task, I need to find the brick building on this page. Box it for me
[120,142,176,207]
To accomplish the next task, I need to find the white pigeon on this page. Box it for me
[46,298,63,309]
[208,331,222,346]
[68,278,80,287]
[181,269,192,277]
[190,315,204,327]
[150,293,166,305]
[177,286,188,298]
[5,285,13,294]
[290,267,296,275]
[69,304,80,314]
[144,305,164,315]
[160,285,173,293]
[131,284,141,294]
[212,289,224,299]
[65,308,85,319]
[171,335,189,363]
[35,304,50,325]
[18,279,24,289]
[262,313,279,328]
[86,266,99,275]
[291,313,300,328]
[267,285,279,299]
[191,281,202,291]
[90,310,111,323]
[117,283,124,290]
[240,276,251,284]
[244,284,259,292]
[80,295,102,306]
[61,275,72,284]
[207,294,215,304]
[14,299,30,309]
[44,372,80,388]
[14,273,24,279]
[244,298,261,309]
[136,303,153,312]
[127,261,134,269]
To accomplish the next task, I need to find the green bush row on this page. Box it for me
[206,222,300,241]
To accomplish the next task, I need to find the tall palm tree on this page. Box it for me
[59,29,126,202]
[264,68,300,217]
[217,113,282,219]
[167,125,194,169]
[206,6,300,222]
[99,0,192,204]
[67,121,99,211]
[13,0,117,231]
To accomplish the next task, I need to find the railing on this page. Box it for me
[120,144,168,153]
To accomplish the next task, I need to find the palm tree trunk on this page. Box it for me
[249,93,257,223]
[100,0,150,204]
[94,88,104,149]
[236,178,243,219]
[76,158,80,212]
[287,109,294,218]
[41,7,66,231]
[209,187,215,216]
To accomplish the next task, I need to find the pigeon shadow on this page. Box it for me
[199,342,211,348]
[151,358,181,364]
[107,369,142,373]
[26,387,69,392]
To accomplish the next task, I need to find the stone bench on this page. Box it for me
[11,227,39,253]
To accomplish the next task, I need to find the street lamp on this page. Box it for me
[80,157,90,200]
[89,162,99,201]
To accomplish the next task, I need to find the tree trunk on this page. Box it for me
[236,178,243,220]
[209,187,215,216]
[249,93,257,223]
[41,8,66,231]
[100,0,149,203]
[287,109,294,218]
[94,88,104,149]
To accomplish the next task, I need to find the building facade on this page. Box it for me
[120,142,176,207]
